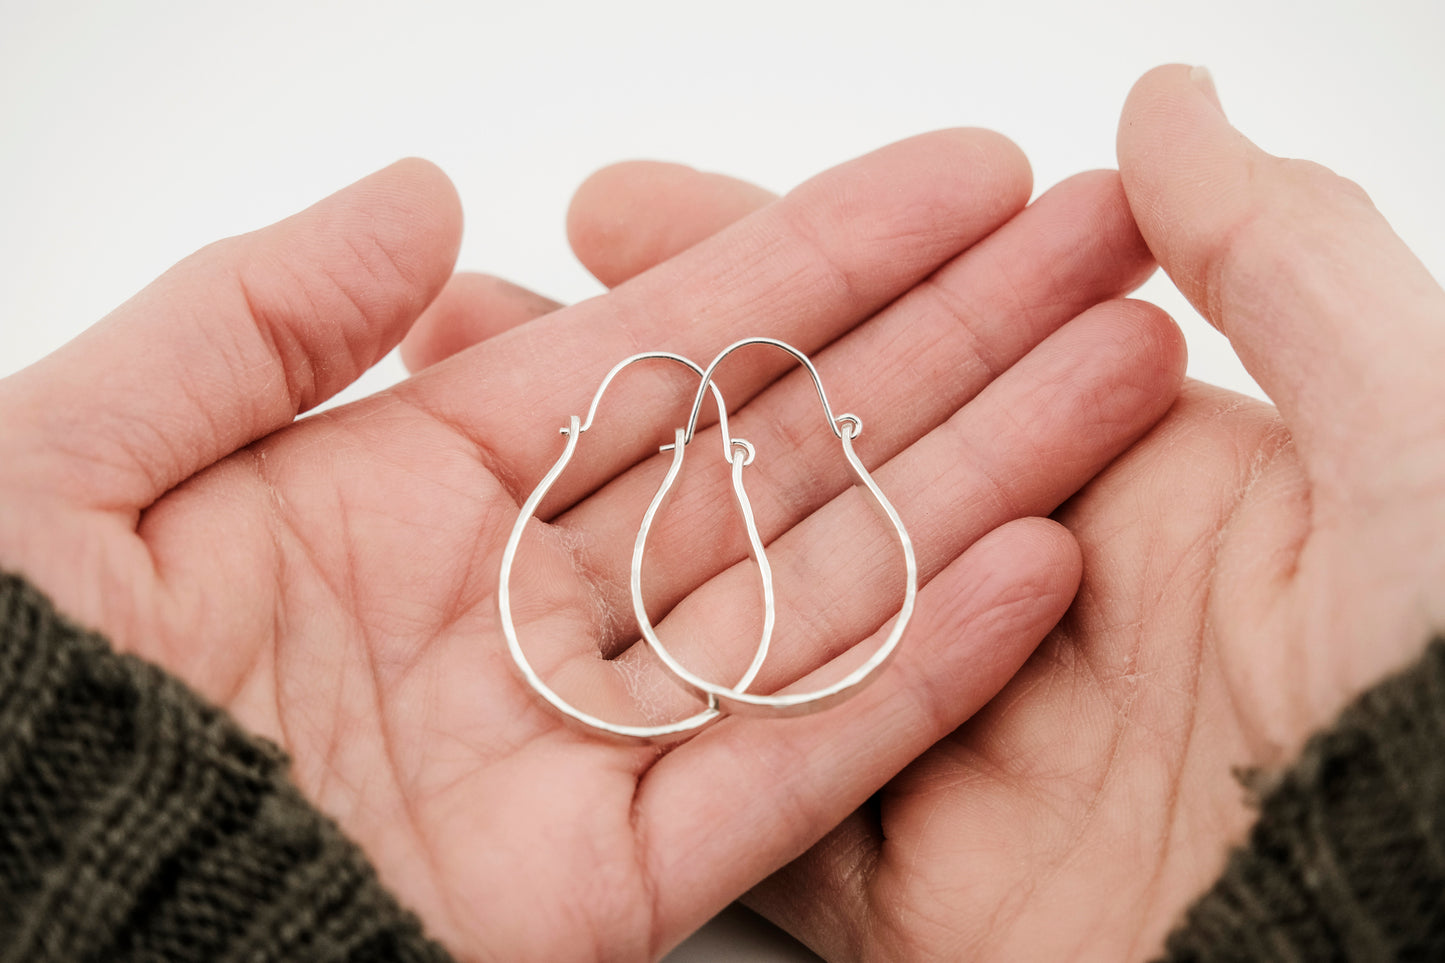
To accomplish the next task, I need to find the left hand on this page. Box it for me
[0,136,1180,959]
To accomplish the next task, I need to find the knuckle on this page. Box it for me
[1273,156,1375,212]
[1202,155,1379,328]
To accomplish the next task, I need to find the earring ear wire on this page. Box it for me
[500,339,915,739]
[497,352,774,744]
[633,337,917,717]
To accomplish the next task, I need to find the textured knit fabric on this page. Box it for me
[5,570,1445,961]
[0,572,455,963]
[1159,639,1445,962]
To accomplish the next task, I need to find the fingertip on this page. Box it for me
[1116,64,1255,311]
[892,518,1084,717]
[1057,296,1188,400]
[387,156,463,227]
[564,160,644,270]
[400,272,561,372]
[257,157,467,379]
[233,157,467,409]
[565,161,690,286]
[957,127,1034,206]
[567,160,776,287]
[779,129,1034,286]
[1118,64,1220,142]
[1120,63,1197,114]
[961,516,1082,658]
[898,128,1033,196]
[356,157,465,298]
[397,338,427,374]
[1117,63,1230,174]
[1005,298,1185,494]
[1018,514,1084,594]
[1,158,469,510]
[1117,296,1190,391]
[1102,297,1190,444]
[1188,65,1225,115]
[567,159,743,234]
[1040,169,1158,294]
[809,127,1034,223]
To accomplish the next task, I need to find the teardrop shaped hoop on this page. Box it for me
[634,338,918,717]
[498,352,775,743]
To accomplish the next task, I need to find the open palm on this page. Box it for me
[0,131,1182,959]
[543,67,1445,960]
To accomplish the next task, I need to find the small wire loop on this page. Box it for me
[498,352,774,743]
[634,339,916,717]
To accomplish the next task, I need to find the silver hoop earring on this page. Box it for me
[497,352,775,743]
[631,338,918,717]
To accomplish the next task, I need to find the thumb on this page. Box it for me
[0,159,462,513]
[1117,64,1445,500]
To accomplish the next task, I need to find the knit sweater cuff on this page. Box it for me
[1159,638,1445,961]
[0,572,455,963]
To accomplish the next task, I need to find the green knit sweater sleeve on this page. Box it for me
[1160,638,1445,961]
[0,572,456,963]
[7,567,1445,961]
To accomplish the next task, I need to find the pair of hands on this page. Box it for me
[2,65,1442,961]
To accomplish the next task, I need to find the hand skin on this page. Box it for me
[0,133,1182,958]
[469,65,1445,960]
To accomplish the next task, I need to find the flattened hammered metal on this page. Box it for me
[498,340,916,742]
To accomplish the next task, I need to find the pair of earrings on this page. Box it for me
[497,338,916,743]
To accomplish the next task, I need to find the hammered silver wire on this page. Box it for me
[497,352,775,743]
[632,338,918,717]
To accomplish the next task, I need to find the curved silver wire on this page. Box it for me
[634,339,917,717]
[498,352,774,743]
[683,337,861,445]
[580,351,740,464]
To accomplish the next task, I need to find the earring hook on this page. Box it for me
[681,337,862,447]
[499,351,773,742]
[577,351,738,464]
[634,339,915,717]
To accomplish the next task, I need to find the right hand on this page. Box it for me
[525,65,1445,960]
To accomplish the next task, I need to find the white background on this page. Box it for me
[3,1,1441,958]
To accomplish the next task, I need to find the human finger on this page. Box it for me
[397,130,1033,511]
[400,164,775,373]
[639,516,1081,954]
[604,299,1184,707]
[741,806,877,961]
[1117,64,1445,494]
[399,273,563,373]
[560,171,1157,646]
[567,160,777,288]
[0,159,462,512]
